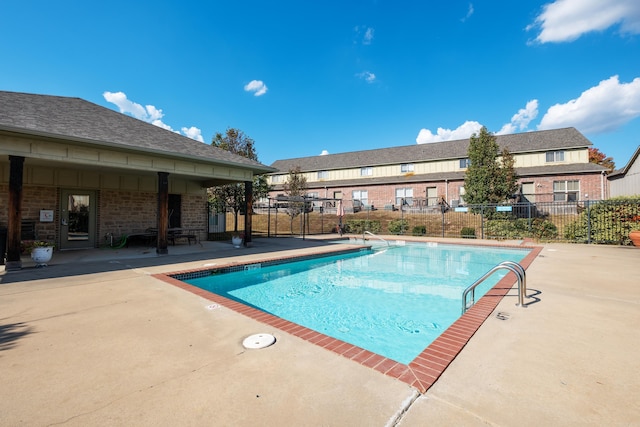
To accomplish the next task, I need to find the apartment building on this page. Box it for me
[267,127,608,211]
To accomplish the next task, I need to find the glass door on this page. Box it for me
[60,190,96,249]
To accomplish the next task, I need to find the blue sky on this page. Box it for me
[2,1,639,167]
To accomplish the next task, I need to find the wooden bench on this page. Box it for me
[168,233,197,246]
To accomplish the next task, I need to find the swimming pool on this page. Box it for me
[183,241,529,364]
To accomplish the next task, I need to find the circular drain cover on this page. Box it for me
[242,333,276,349]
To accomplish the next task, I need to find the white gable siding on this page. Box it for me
[267,149,591,187]
[609,150,640,197]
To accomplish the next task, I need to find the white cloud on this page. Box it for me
[145,104,165,122]
[356,71,376,83]
[461,3,474,22]
[244,80,268,96]
[320,150,329,155]
[527,0,640,43]
[416,120,483,144]
[363,27,374,45]
[538,75,640,134]
[497,100,539,135]
[354,26,375,45]
[103,91,149,120]
[181,126,204,143]
[103,91,205,142]
[151,119,173,131]
[415,75,640,146]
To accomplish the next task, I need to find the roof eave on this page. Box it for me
[0,125,276,175]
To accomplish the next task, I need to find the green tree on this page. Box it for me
[208,128,271,232]
[283,166,308,234]
[464,127,518,205]
[588,147,615,172]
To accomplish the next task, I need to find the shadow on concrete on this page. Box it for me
[0,237,337,284]
[0,322,33,352]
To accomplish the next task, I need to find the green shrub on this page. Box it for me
[530,217,558,240]
[485,218,558,240]
[344,219,381,234]
[412,225,426,235]
[564,197,640,244]
[460,227,476,238]
[484,219,520,239]
[388,219,409,235]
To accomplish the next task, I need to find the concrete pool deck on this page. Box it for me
[1,236,639,426]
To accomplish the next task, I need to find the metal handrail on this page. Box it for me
[462,261,527,314]
[363,231,390,246]
[500,261,527,298]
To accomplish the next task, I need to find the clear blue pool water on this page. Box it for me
[186,242,529,364]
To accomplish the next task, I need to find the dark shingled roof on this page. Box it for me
[608,145,640,179]
[272,163,607,191]
[269,127,593,173]
[0,90,274,174]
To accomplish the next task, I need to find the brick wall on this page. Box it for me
[277,173,605,208]
[100,190,207,238]
[0,185,59,241]
[0,187,209,243]
[521,173,604,203]
[180,193,208,229]
[100,190,157,236]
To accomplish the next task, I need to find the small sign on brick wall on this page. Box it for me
[40,210,54,222]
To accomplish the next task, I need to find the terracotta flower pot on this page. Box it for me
[630,230,640,247]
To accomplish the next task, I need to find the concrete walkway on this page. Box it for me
[1,237,639,426]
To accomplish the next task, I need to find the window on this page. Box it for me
[521,182,535,203]
[271,175,283,183]
[395,188,413,206]
[360,167,373,176]
[352,190,368,206]
[546,151,565,162]
[459,158,470,169]
[426,187,438,206]
[553,180,579,202]
[401,163,414,173]
[317,170,328,179]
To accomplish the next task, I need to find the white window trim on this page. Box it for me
[401,163,414,173]
[553,180,580,201]
[361,167,373,176]
[546,151,565,163]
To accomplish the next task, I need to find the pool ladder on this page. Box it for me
[462,261,527,314]
[362,231,390,246]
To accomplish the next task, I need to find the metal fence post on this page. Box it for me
[480,205,485,239]
[400,199,405,235]
[586,199,591,244]
[267,198,271,237]
[441,203,446,238]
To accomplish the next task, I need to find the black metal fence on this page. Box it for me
[211,199,640,245]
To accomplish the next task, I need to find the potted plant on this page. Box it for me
[629,216,640,247]
[28,240,55,267]
[231,232,244,248]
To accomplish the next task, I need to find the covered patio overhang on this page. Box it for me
[1,128,274,270]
